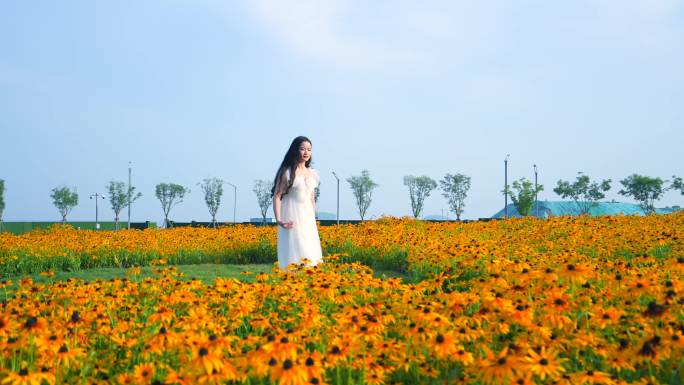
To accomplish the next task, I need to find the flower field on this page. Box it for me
[0,214,683,384]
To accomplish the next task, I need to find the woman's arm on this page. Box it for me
[273,192,282,223]
[273,192,293,228]
[310,190,315,210]
[273,171,293,229]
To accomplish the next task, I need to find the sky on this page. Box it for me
[1,0,683,223]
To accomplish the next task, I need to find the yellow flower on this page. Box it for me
[132,363,155,383]
[270,359,308,385]
[478,347,520,384]
[1,366,45,385]
[522,347,566,381]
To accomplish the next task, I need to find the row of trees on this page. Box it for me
[38,179,226,229]
[252,170,383,222]
[0,172,682,230]
[252,171,684,221]
[0,178,260,230]
[554,173,684,216]
[252,170,474,221]
[496,173,684,217]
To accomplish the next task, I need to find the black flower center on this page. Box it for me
[25,317,37,329]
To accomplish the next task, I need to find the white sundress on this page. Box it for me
[276,168,323,271]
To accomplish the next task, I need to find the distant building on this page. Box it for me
[315,211,338,220]
[249,217,276,223]
[424,214,449,221]
[491,201,679,218]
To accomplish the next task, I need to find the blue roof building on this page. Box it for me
[491,201,680,218]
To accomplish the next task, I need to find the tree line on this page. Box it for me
[253,171,684,221]
[0,172,682,231]
[0,179,225,230]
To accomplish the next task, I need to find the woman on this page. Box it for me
[271,136,323,271]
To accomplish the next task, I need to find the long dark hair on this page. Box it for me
[271,136,312,197]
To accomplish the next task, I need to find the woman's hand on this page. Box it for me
[278,220,294,229]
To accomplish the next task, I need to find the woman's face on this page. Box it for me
[298,141,312,163]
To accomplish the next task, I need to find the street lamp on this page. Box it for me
[533,164,538,218]
[331,171,340,226]
[90,193,105,230]
[127,161,132,229]
[226,182,237,223]
[504,154,510,218]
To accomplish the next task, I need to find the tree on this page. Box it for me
[253,179,274,223]
[0,179,5,232]
[553,173,611,215]
[314,185,320,219]
[199,178,224,228]
[618,174,666,214]
[504,178,544,217]
[155,183,190,228]
[107,180,142,230]
[440,174,471,220]
[51,186,79,223]
[404,175,437,218]
[672,176,683,195]
[347,170,378,220]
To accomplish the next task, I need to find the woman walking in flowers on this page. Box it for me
[271,136,323,271]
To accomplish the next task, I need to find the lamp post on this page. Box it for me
[533,164,538,218]
[127,161,132,229]
[226,182,237,223]
[90,193,105,230]
[504,154,510,218]
[332,171,340,226]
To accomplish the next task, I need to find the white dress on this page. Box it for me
[277,168,323,271]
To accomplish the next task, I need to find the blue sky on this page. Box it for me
[1,0,683,222]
